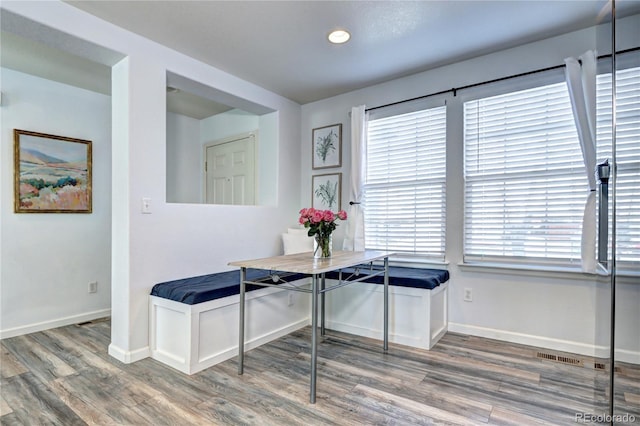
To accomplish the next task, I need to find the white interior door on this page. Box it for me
[205,133,256,205]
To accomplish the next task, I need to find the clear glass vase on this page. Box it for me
[313,234,332,259]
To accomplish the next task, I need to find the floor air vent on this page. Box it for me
[536,351,584,367]
[537,352,557,362]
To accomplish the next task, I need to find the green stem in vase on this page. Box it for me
[321,235,331,257]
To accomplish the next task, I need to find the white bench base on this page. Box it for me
[324,280,448,350]
[150,279,311,375]
[149,276,448,375]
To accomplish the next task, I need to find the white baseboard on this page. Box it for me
[448,322,640,365]
[615,348,640,365]
[448,322,612,359]
[0,309,111,340]
[108,343,150,364]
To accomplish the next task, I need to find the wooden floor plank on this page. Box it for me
[2,372,86,426]
[2,334,76,383]
[296,351,424,388]
[1,320,638,425]
[489,406,560,426]
[49,372,150,424]
[195,366,339,425]
[47,377,122,425]
[347,383,484,425]
[626,392,640,405]
[52,324,108,354]
[0,343,27,379]
[0,395,13,417]
[355,367,495,423]
[131,394,212,426]
[0,412,24,426]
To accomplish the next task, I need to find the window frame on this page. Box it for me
[460,63,640,270]
[364,98,448,261]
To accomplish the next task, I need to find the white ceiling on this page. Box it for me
[64,0,639,105]
[2,1,639,115]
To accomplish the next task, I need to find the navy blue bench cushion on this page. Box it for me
[152,266,449,305]
[324,266,449,290]
[151,269,308,305]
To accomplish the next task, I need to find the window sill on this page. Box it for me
[459,262,639,284]
[457,261,610,281]
[613,268,640,282]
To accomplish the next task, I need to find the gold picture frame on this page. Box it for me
[14,129,92,213]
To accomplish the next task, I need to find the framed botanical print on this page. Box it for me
[312,123,342,169]
[312,173,342,211]
[14,129,92,213]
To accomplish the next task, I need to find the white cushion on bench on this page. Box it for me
[282,227,313,254]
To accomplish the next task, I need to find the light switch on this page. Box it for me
[142,197,152,214]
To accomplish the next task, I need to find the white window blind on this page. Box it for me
[364,106,447,259]
[596,65,640,265]
[464,82,586,264]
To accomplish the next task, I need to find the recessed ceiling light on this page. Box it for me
[328,29,351,44]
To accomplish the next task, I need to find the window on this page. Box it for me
[463,82,586,265]
[597,65,640,266]
[364,106,447,259]
[463,65,640,267]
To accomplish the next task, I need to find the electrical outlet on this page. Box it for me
[463,287,473,302]
[288,293,294,306]
[88,281,98,293]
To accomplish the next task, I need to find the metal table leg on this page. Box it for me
[320,272,326,336]
[238,267,246,374]
[384,257,389,352]
[310,274,319,403]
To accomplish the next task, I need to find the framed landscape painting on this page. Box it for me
[14,129,92,213]
[312,123,342,169]
[312,173,341,211]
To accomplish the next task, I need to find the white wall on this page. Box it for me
[166,112,201,203]
[0,68,112,338]
[258,112,279,206]
[301,19,640,362]
[200,108,260,141]
[0,1,302,361]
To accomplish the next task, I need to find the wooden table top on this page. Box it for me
[229,250,394,274]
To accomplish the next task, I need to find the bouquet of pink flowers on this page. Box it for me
[298,207,347,257]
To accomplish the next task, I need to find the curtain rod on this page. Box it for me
[365,46,640,113]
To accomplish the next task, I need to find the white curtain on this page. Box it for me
[564,50,597,273]
[343,105,367,251]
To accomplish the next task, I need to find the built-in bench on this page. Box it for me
[149,269,311,374]
[149,265,449,374]
[323,266,449,351]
